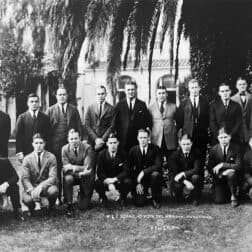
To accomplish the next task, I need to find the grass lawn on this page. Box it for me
[0,154,252,251]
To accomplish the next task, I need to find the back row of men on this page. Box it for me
[1,77,252,220]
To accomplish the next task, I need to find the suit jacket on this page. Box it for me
[148,102,177,150]
[243,149,252,176]
[177,96,209,146]
[96,148,128,182]
[207,143,241,176]
[128,144,162,182]
[46,103,83,139]
[231,92,252,143]
[22,151,58,192]
[113,98,151,150]
[16,111,52,155]
[209,98,242,143]
[85,102,115,146]
[61,141,95,178]
[0,158,19,186]
[0,111,10,157]
[168,149,200,181]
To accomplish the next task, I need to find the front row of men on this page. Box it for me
[1,125,251,220]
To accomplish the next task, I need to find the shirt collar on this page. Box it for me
[35,151,44,159]
[127,98,136,107]
[58,103,67,110]
[109,151,117,158]
[190,96,199,104]
[29,110,39,117]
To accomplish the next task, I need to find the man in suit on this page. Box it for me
[85,85,114,151]
[231,77,252,153]
[46,87,83,203]
[177,79,209,177]
[22,133,58,216]
[0,110,10,157]
[148,85,178,161]
[168,134,201,205]
[210,83,242,145]
[129,129,162,208]
[62,129,95,217]
[16,93,51,162]
[113,81,151,151]
[95,133,131,208]
[0,158,23,220]
[207,128,241,207]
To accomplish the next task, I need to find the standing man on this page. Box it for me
[95,133,131,208]
[85,85,114,151]
[129,129,162,208]
[169,134,201,205]
[16,93,51,161]
[210,83,242,145]
[207,128,241,207]
[46,87,83,204]
[177,79,209,176]
[231,77,252,152]
[0,110,10,157]
[22,133,58,216]
[62,129,95,217]
[113,81,151,151]
[148,85,178,161]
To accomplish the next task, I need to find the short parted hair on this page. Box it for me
[32,133,44,142]
[97,85,107,92]
[56,86,67,94]
[156,84,166,91]
[218,83,230,91]
[68,128,80,137]
[236,77,247,84]
[138,128,150,136]
[107,132,118,140]
[125,80,137,89]
[218,127,230,136]
[179,133,192,142]
[27,93,39,100]
[188,79,199,87]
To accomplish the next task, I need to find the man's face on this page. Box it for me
[179,138,192,153]
[125,84,136,100]
[56,88,67,104]
[156,89,167,103]
[107,137,119,153]
[218,132,231,147]
[68,132,81,148]
[32,138,45,153]
[188,82,200,97]
[236,80,247,93]
[27,97,39,111]
[137,132,149,148]
[96,87,107,104]
[218,85,231,101]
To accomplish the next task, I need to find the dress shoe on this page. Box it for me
[13,209,25,221]
[28,206,35,217]
[101,198,111,209]
[152,199,161,209]
[66,205,75,218]
[248,188,252,201]
[116,198,127,208]
[48,206,57,217]
[231,199,239,208]
[192,200,199,206]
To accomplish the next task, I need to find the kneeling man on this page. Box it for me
[22,134,58,216]
[62,129,95,217]
[129,128,162,208]
[169,134,201,205]
[207,128,241,207]
[95,133,131,208]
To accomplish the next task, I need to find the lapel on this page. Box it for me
[100,102,109,119]
[39,151,49,176]
[131,99,139,120]
[154,102,162,118]
[54,104,60,124]
[66,103,71,126]
[216,144,224,161]
[93,103,99,119]
[32,152,40,175]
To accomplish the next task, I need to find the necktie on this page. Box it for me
[224,101,228,110]
[99,103,103,118]
[223,147,227,161]
[193,97,197,109]
[185,152,189,159]
[33,111,36,120]
[38,152,41,171]
[240,94,246,107]
[62,104,66,114]
[160,101,164,114]
[129,100,132,113]
[74,147,78,157]
[142,148,146,158]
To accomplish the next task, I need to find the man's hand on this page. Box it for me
[95,138,105,150]
[108,183,116,192]
[213,163,223,175]
[137,171,144,184]
[136,183,144,195]
[79,169,91,178]
[104,177,117,185]
[63,165,74,174]
[222,169,235,176]
[183,179,194,191]
[0,182,9,194]
[31,185,43,202]
[174,172,185,182]
[16,152,24,163]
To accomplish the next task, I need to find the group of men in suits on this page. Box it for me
[2,76,252,220]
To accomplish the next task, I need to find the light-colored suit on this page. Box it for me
[84,102,114,146]
[148,102,177,150]
[22,151,58,193]
[231,92,252,143]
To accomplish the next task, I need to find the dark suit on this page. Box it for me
[16,111,51,155]
[129,144,162,204]
[95,149,131,200]
[113,99,151,151]
[209,98,242,144]
[207,143,241,203]
[85,102,114,147]
[0,111,10,157]
[168,149,201,201]
[242,149,252,193]
[0,158,21,211]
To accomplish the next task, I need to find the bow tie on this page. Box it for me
[240,92,246,96]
